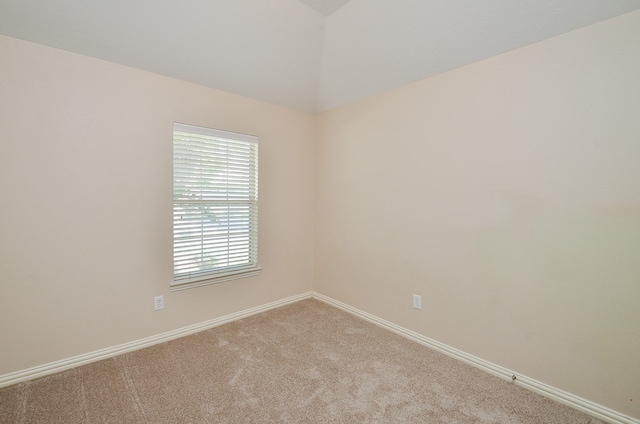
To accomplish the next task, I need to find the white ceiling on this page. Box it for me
[1,0,639,112]
[298,0,351,17]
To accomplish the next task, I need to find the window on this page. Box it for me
[172,123,259,290]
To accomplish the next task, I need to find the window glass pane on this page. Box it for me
[173,124,258,285]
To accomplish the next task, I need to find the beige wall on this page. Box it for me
[2,9,640,421]
[315,11,640,418]
[0,35,315,374]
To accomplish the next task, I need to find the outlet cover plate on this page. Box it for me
[154,295,164,311]
[412,294,422,310]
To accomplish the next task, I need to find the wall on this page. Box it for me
[0,35,315,374]
[2,9,639,421]
[315,11,640,418]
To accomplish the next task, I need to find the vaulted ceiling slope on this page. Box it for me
[1,0,639,112]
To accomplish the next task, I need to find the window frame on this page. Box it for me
[171,122,260,291]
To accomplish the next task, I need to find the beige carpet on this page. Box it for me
[0,299,606,423]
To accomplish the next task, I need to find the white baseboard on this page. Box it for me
[0,291,313,388]
[2,290,637,424]
[311,292,639,424]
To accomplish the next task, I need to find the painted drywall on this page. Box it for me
[0,35,315,374]
[315,11,640,419]
[2,9,639,422]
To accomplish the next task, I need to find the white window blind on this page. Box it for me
[172,123,259,290]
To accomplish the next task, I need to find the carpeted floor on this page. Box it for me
[0,298,606,423]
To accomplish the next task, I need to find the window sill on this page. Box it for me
[171,267,262,292]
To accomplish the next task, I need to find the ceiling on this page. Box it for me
[1,0,639,112]
[298,0,351,16]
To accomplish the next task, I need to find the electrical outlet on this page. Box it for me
[412,294,422,310]
[154,295,164,311]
